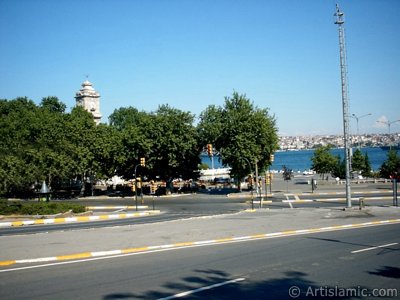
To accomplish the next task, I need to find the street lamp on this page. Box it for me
[351,113,371,148]
[376,119,400,134]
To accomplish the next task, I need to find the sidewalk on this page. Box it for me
[268,174,393,194]
[1,206,400,266]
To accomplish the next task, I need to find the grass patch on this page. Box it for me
[0,200,86,215]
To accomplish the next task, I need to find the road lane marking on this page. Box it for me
[157,277,246,300]
[351,242,398,254]
[1,218,400,271]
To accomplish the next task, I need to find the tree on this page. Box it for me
[40,96,66,113]
[0,98,43,196]
[109,106,153,179]
[197,92,279,189]
[352,149,371,177]
[311,145,337,178]
[109,105,200,189]
[363,153,372,177]
[331,155,345,179]
[380,149,400,179]
[148,105,200,184]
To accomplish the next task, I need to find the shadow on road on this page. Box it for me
[368,266,400,279]
[102,269,364,299]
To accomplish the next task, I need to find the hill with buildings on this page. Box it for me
[279,133,400,150]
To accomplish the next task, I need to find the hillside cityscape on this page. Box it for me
[278,133,400,150]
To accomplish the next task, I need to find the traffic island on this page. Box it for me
[0,210,161,228]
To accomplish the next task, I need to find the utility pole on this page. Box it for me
[351,113,371,148]
[376,119,400,135]
[335,4,352,208]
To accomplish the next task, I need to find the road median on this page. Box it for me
[0,210,161,228]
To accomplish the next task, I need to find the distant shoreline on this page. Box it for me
[201,146,393,173]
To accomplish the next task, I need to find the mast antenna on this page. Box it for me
[335,4,352,208]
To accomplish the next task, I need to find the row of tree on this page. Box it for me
[0,92,279,197]
[311,145,400,179]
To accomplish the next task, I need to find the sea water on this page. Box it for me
[201,147,393,172]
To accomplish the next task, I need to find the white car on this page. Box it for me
[302,170,315,175]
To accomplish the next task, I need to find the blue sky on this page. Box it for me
[1,0,399,136]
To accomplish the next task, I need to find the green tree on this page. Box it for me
[363,153,372,177]
[0,98,42,195]
[311,145,337,178]
[351,149,372,177]
[351,149,365,172]
[65,107,98,186]
[148,105,200,184]
[40,96,66,113]
[380,149,400,179]
[331,155,345,179]
[109,106,154,179]
[197,92,279,189]
[109,105,200,188]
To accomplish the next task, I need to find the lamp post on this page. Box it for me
[376,119,400,134]
[351,113,371,148]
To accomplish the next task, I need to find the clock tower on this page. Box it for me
[75,80,102,124]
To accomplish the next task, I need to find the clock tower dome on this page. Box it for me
[75,80,102,124]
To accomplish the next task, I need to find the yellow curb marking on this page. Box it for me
[0,260,16,266]
[122,247,151,254]
[1,211,162,228]
[57,252,92,261]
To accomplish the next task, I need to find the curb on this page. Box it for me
[1,218,399,268]
[282,196,394,203]
[227,190,393,199]
[0,210,161,228]
[86,206,148,210]
[284,190,393,197]
[227,193,274,198]
[81,194,191,200]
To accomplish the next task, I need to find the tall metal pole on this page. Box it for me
[134,164,139,211]
[377,119,400,135]
[335,4,352,208]
[351,113,371,148]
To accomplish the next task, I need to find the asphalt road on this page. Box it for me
[1,223,399,299]
[0,194,248,236]
[1,189,397,236]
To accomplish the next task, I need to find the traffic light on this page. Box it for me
[140,157,145,167]
[150,184,157,195]
[265,174,270,185]
[207,144,213,156]
[270,154,275,162]
[248,175,253,185]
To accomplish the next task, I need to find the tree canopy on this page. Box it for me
[197,92,279,187]
[380,149,400,179]
[108,104,200,184]
[1,91,278,196]
[313,147,373,179]
[311,145,337,178]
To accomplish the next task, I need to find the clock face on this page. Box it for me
[89,102,96,111]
